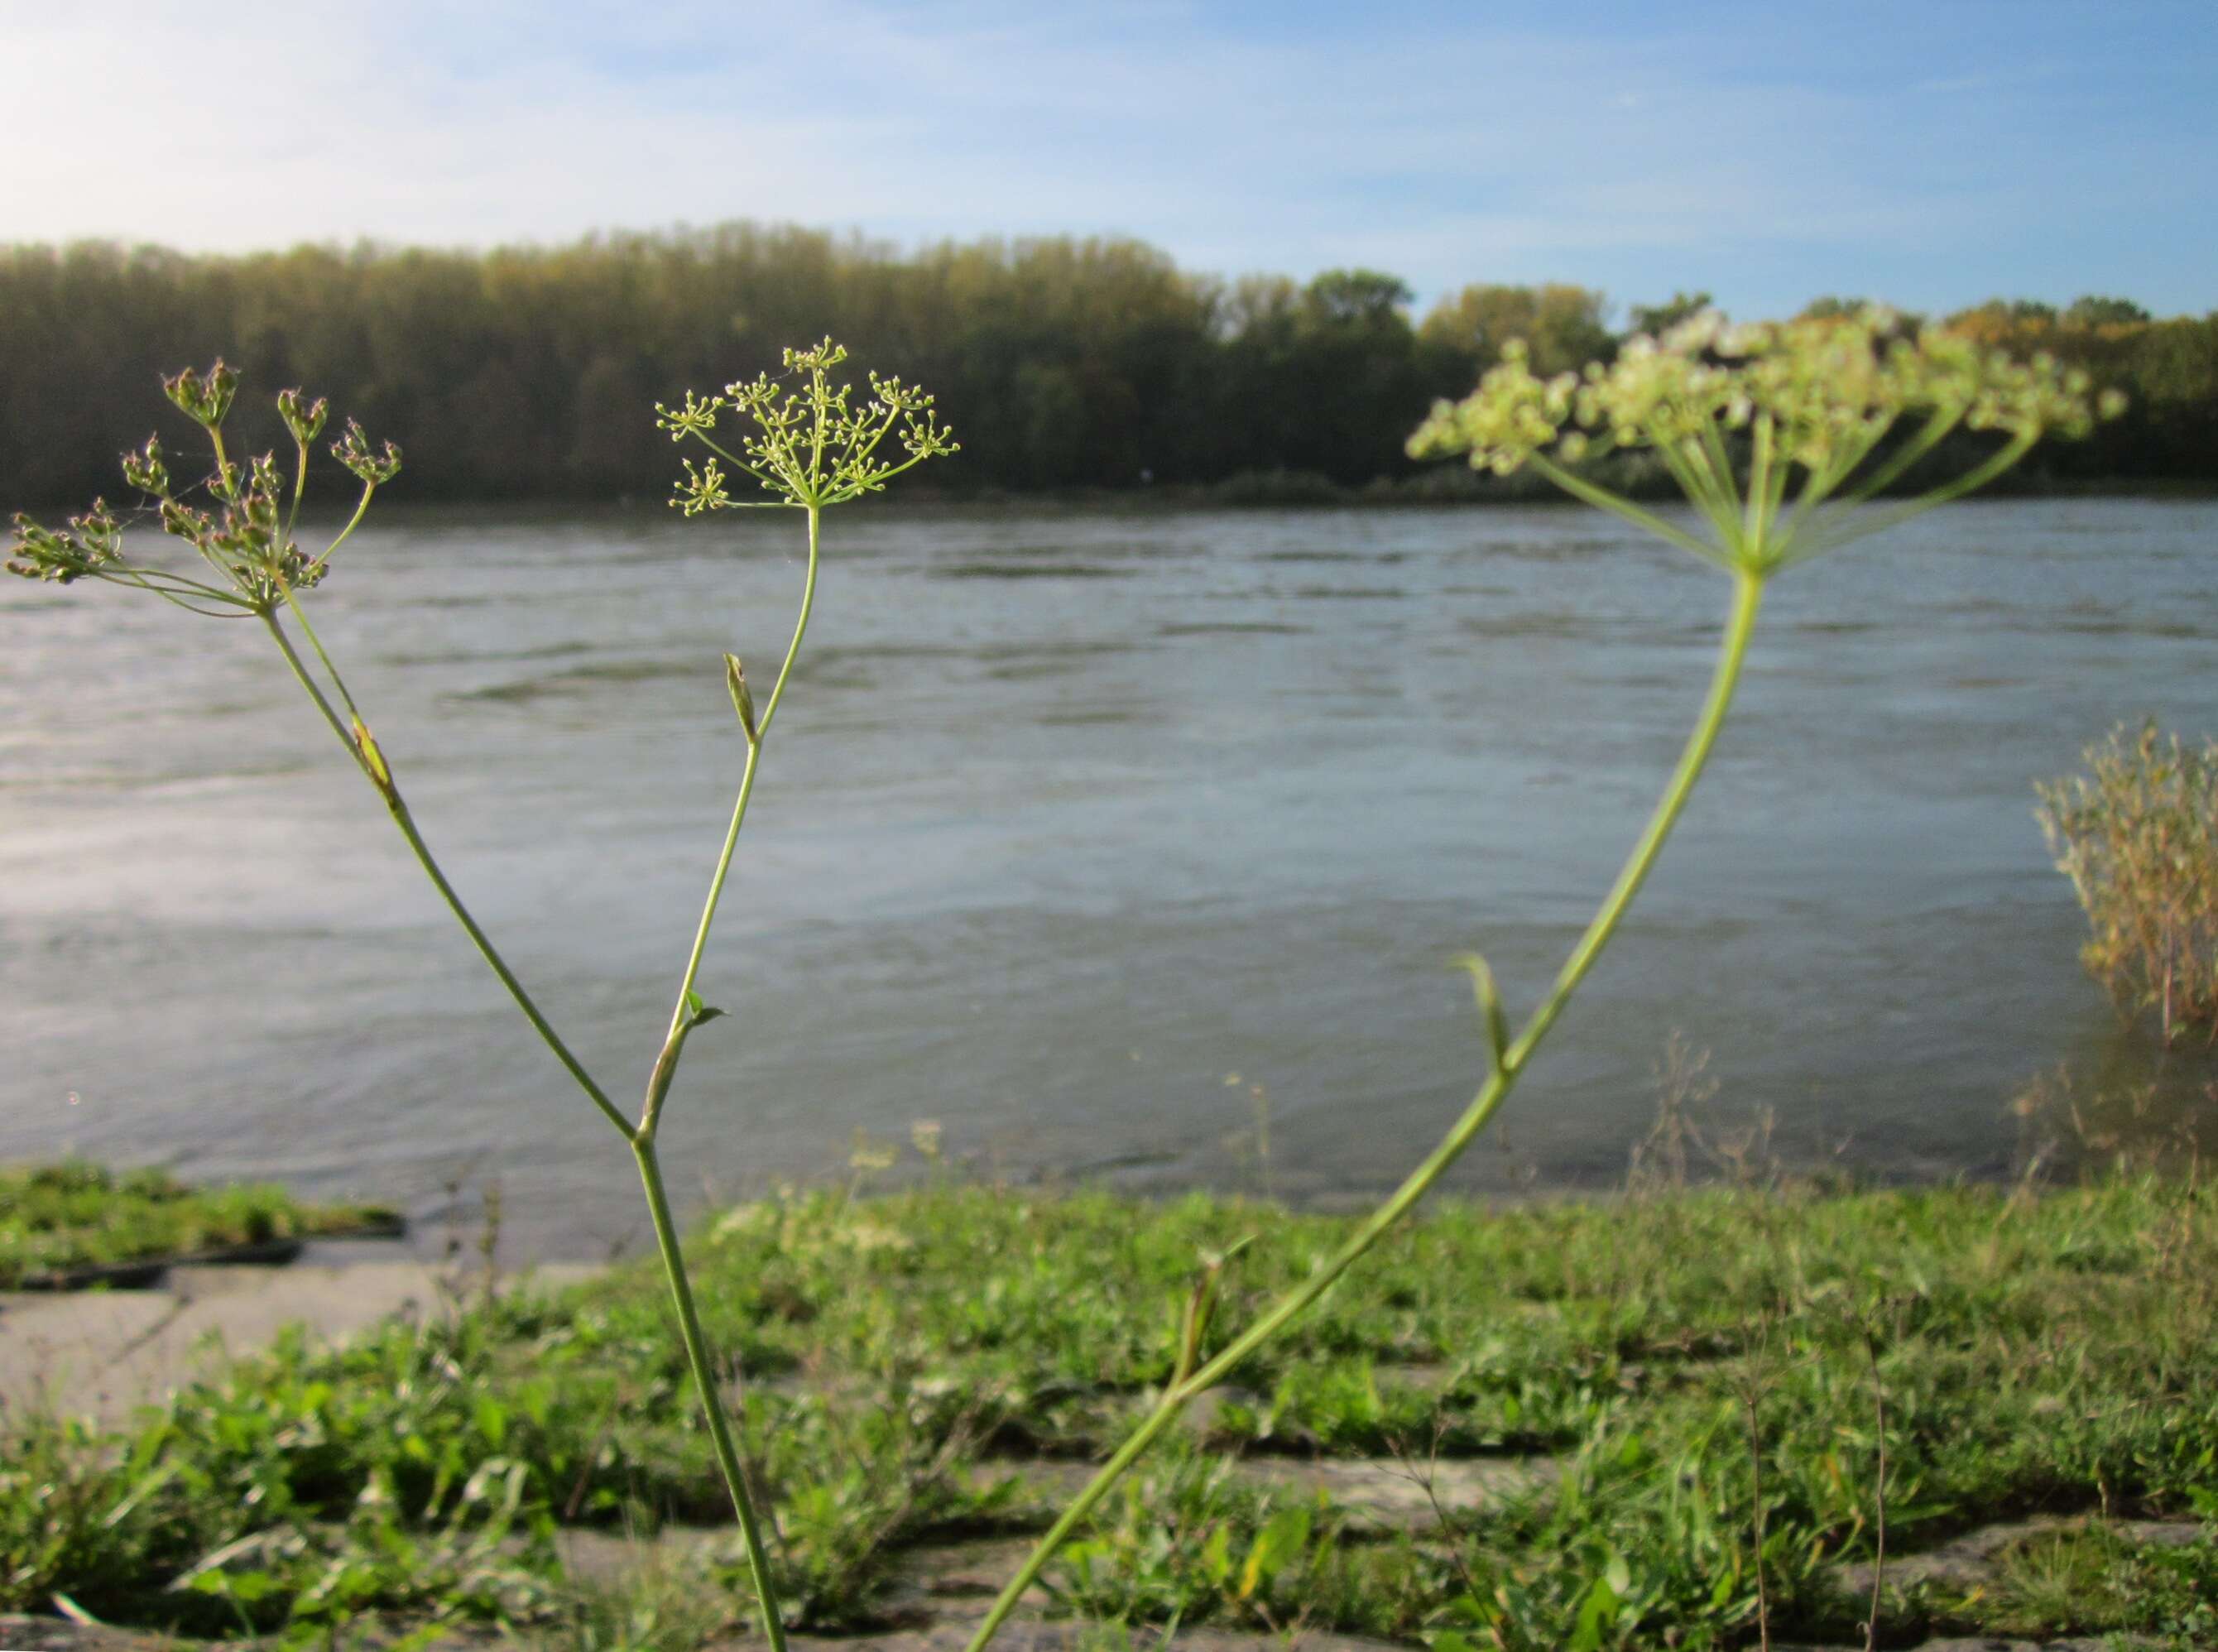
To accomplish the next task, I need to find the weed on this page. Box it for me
[6,340,954,1650]
[964,305,2116,1650]
[2038,720,2218,1041]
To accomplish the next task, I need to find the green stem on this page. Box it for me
[1528,454,1726,569]
[285,437,310,552]
[1806,432,2033,557]
[641,504,821,1134]
[274,570,363,720]
[625,505,828,1647]
[635,1139,789,1652]
[259,612,635,1143]
[311,482,377,570]
[962,569,1767,1652]
[1743,415,1777,553]
[378,787,635,1141]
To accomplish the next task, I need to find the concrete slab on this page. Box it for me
[0,1261,600,1429]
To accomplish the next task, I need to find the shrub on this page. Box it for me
[2038,722,2218,1040]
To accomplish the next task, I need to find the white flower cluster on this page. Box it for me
[658,338,958,514]
[1409,307,2121,574]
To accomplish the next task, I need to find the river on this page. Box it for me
[2,498,2212,1256]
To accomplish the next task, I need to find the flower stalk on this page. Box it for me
[10,340,954,1649]
[958,306,2114,1652]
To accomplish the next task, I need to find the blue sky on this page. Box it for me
[5,0,2212,322]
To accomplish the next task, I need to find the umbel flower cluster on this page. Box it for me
[656,337,958,515]
[5,359,401,614]
[1409,306,2124,576]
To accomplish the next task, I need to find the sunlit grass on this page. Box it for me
[3,1176,2213,1648]
[0,1160,399,1289]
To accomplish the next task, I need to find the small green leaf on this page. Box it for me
[1453,952,1510,1073]
[725,652,760,744]
[352,716,393,791]
[1569,1575,1617,1652]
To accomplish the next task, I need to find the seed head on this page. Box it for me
[121,435,170,497]
[6,502,122,583]
[332,419,402,485]
[162,360,238,430]
[278,387,329,445]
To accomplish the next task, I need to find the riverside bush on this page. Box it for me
[4,309,2115,1647]
[2038,721,2218,1041]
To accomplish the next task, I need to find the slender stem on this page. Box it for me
[1747,1381,1773,1652]
[641,504,822,1136]
[1773,428,1880,559]
[259,611,635,1142]
[274,571,363,720]
[1696,420,1747,540]
[1528,454,1726,568]
[285,437,310,552]
[378,787,635,1141]
[624,501,827,1642]
[261,608,371,773]
[963,569,1767,1652]
[1654,439,1736,547]
[1508,569,1763,1064]
[208,429,243,507]
[97,569,252,617]
[635,1139,789,1652]
[1864,1329,1888,1652]
[311,482,377,571]
[1836,404,1963,509]
[1743,415,1776,553]
[687,430,790,497]
[1805,432,2033,557]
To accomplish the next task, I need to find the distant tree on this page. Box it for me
[1628,290,1714,336]
[1420,282,1613,376]
[1287,270,1429,482]
[0,234,2203,498]
[2066,295,2153,329]
[1302,268,1413,327]
[1798,295,1865,319]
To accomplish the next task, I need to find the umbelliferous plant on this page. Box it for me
[2038,721,2218,1042]
[7,339,956,1648]
[953,306,2118,1649]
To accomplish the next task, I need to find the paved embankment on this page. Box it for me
[0,1255,602,1428]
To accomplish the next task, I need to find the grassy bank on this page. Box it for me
[0,1161,402,1290]
[3,1177,2215,1648]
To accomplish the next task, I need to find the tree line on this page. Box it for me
[2,226,2211,505]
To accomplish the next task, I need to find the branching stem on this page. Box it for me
[259,611,634,1142]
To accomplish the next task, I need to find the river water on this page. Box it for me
[2,499,2212,1256]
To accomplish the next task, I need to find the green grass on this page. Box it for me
[0,1160,402,1289]
[3,1176,2215,1648]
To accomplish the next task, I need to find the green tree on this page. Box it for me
[1421,281,1614,375]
